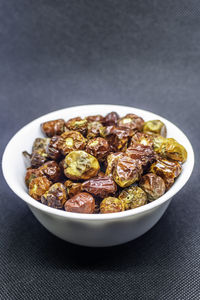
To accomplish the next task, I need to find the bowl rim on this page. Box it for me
[2,104,195,221]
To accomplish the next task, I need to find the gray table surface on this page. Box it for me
[0,1,200,299]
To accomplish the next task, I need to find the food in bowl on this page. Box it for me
[23,111,187,214]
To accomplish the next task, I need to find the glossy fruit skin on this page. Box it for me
[32,138,50,153]
[41,119,65,137]
[143,120,167,137]
[82,176,117,198]
[113,155,143,188]
[25,168,40,187]
[105,152,124,176]
[64,180,82,198]
[30,138,50,168]
[158,138,187,163]
[59,131,86,155]
[41,183,67,209]
[130,132,153,147]
[152,135,166,152]
[139,173,166,201]
[30,152,48,168]
[86,137,110,161]
[63,150,100,180]
[126,144,156,169]
[103,112,119,126]
[64,192,95,214]
[119,186,147,210]
[87,121,103,139]
[150,158,182,190]
[29,176,52,200]
[86,115,104,123]
[117,113,144,131]
[100,126,133,152]
[47,136,63,160]
[38,161,61,182]
[100,197,125,214]
[65,117,88,136]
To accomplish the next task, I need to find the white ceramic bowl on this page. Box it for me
[2,105,194,247]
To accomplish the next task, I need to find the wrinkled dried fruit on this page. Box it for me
[118,113,144,131]
[41,119,65,137]
[87,121,103,139]
[59,131,86,155]
[65,117,88,136]
[157,138,187,163]
[119,186,147,209]
[126,144,156,168]
[64,180,82,198]
[143,120,167,137]
[139,173,166,201]
[130,132,153,147]
[32,138,50,153]
[64,192,95,214]
[100,197,124,213]
[31,152,48,168]
[63,150,100,180]
[152,135,166,152]
[29,176,52,200]
[105,152,124,175]
[103,112,119,126]
[38,161,61,182]
[113,155,143,187]
[82,176,117,198]
[86,115,104,123]
[47,136,63,160]
[150,158,182,190]
[86,137,110,161]
[41,183,67,208]
[25,168,40,187]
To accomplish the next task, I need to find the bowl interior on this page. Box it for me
[2,105,194,220]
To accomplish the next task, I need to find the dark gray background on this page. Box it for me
[0,1,200,299]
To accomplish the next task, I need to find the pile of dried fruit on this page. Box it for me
[23,112,187,214]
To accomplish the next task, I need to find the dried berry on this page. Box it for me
[63,150,100,180]
[150,158,182,190]
[29,176,52,200]
[65,117,88,136]
[41,119,65,137]
[103,112,119,126]
[157,138,187,163]
[59,131,86,155]
[113,155,143,188]
[130,132,153,147]
[86,137,110,161]
[87,121,103,139]
[105,152,124,176]
[143,120,167,137]
[25,168,40,187]
[32,138,50,153]
[139,173,166,201]
[119,186,147,209]
[64,180,82,198]
[47,136,63,160]
[82,176,117,198]
[41,183,67,209]
[38,161,61,182]
[118,113,144,131]
[64,192,95,214]
[31,152,48,168]
[86,115,104,123]
[100,197,124,214]
[126,144,156,168]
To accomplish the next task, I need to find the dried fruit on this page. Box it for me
[105,152,124,175]
[82,176,117,198]
[63,150,100,180]
[41,183,67,209]
[100,197,124,213]
[64,180,82,198]
[86,115,104,123]
[126,144,156,168]
[47,136,63,160]
[130,132,153,147]
[143,120,167,137]
[65,117,88,136]
[119,186,147,209]
[103,112,119,126]
[25,168,40,187]
[59,131,86,155]
[139,173,166,201]
[38,161,61,182]
[41,119,65,137]
[87,121,103,139]
[158,138,187,163]
[86,137,110,161]
[29,176,52,200]
[118,113,144,131]
[64,192,95,214]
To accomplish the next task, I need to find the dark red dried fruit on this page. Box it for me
[86,137,110,161]
[64,192,95,214]
[103,112,119,126]
[82,176,117,198]
[41,119,65,137]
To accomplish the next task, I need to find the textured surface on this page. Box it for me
[0,1,200,299]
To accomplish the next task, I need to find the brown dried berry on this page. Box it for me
[130,132,154,148]
[64,192,95,214]
[86,137,110,161]
[150,158,182,190]
[100,197,124,214]
[64,180,82,198]
[126,144,156,168]
[59,131,86,155]
[41,119,65,137]
[29,176,52,200]
[31,152,48,168]
[118,113,144,131]
[47,136,63,160]
[119,186,147,209]
[65,117,88,136]
[113,155,143,188]
[139,173,166,201]
[87,121,103,139]
[105,152,124,175]
[41,183,67,209]
[25,168,40,187]
[103,112,119,126]
[82,176,117,198]
[38,161,62,182]
[86,115,104,123]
